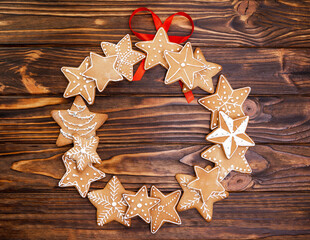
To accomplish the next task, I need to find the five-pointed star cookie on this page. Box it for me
[198,74,250,129]
[164,42,206,89]
[206,111,255,159]
[82,52,123,92]
[135,27,182,70]
[101,34,145,81]
[88,176,134,227]
[187,166,226,204]
[176,169,228,222]
[51,96,108,146]
[61,57,97,105]
[65,135,101,171]
[123,185,160,223]
[182,48,222,93]
[149,186,181,234]
[201,144,252,181]
[59,155,105,198]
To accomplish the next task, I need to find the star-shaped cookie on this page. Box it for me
[51,96,108,146]
[135,27,182,70]
[206,111,255,159]
[61,57,97,105]
[198,74,251,129]
[164,42,206,89]
[182,48,222,93]
[65,135,101,171]
[123,185,160,223]
[88,176,134,227]
[101,34,145,81]
[59,155,105,198]
[82,52,123,92]
[149,186,181,234]
[201,144,252,181]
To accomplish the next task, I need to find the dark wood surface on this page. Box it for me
[0,0,309,239]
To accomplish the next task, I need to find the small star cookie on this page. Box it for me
[88,176,134,227]
[123,185,160,223]
[82,52,123,92]
[182,48,222,93]
[101,34,145,81]
[206,111,255,159]
[201,144,252,181]
[59,155,105,198]
[62,57,96,105]
[135,27,182,70]
[65,135,101,171]
[164,42,206,89]
[198,74,250,129]
[149,186,181,234]
[51,96,108,146]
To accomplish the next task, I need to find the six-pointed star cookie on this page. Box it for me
[82,52,123,92]
[176,169,228,222]
[201,144,252,181]
[198,74,251,129]
[182,47,222,93]
[187,166,226,204]
[65,135,101,171]
[61,57,97,105]
[101,34,145,81]
[136,27,182,70]
[206,111,255,159]
[88,176,134,227]
[51,96,108,146]
[123,185,160,223]
[149,186,181,234]
[59,155,105,198]
[164,42,206,89]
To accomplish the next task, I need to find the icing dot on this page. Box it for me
[86,173,89,175]
[80,178,83,180]
[137,203,142,208]
[112,202,117,207]
[67,178,69,180]
[94,173,96,175]
[181,63,186,67]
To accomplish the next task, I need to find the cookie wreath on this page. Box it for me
[51,7,254,234]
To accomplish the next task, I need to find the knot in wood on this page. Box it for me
[243,98,259,119]
[236,0,258,17]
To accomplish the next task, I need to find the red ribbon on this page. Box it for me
[129,7,195,103]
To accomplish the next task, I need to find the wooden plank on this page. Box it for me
[0,96,309,144]
[0,1,309,47]
[0,191,309,239]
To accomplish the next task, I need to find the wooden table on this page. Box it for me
[1,0,309,239]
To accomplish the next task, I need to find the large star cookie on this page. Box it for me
[149,186,181,234]
[164,42,206,89]
[101,34,145,81]
[198,74,250,129]
[65,135,101,171]
[123,185,160,223]
[82,52,123,92]
[135,27,182,70]
[206,111,255,159]
[59,155,105,198]
[182,48,222,93]
[51,96,108,146]
[88,176,134,227]
[61,57,97,105]
[201,144,251,181]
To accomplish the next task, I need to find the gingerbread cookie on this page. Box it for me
[206,111,255,159]
[182,48,222,93]
[135,27,182,70]
[101,34,145,81]
[123,185,160,223]
[82,52,123,92]
[149,186,181,234]
[198,74,250,129]
[201,144,251,181]
[88,176,134,227]
[59,155,105,198]
[164,42,206,89]
[64,135,101,171]
[51,96,108,146]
